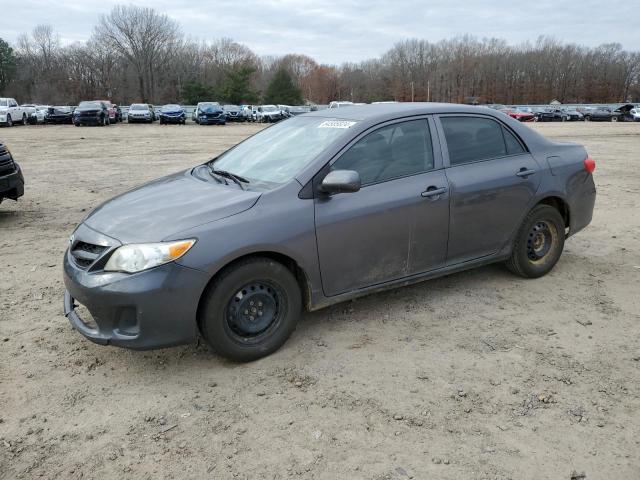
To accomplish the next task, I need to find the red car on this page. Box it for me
[499,107,535,122]
[96,100,117,124]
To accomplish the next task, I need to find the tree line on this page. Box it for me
[1,5,639,106]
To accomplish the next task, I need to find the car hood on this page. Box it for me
[84,169,261,243]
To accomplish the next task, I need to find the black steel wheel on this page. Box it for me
[200,257,302,362]
[506,204,565,278]
[225,281,284,343]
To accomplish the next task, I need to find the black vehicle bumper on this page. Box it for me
[127,117,152,123]
[198,117,226,125]
[63,248,210,350]
[0,165,25,201]
[76,117,102,125]
[160,115,185,123]
[47,116,73,124]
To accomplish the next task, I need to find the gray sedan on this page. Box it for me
[63,103,596,361]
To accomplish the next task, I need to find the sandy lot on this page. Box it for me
[1,121,639,479]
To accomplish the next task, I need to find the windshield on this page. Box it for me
[162,104,181,111]
[262,106,277,112]
[212,117,356,187]
[130,104,148,110]
[224,105,239,111]
[79,101,102,108]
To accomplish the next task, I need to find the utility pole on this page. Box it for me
[427,80,430,102]
[410,81,414,102]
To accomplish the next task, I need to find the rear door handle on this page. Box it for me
[421,186,447,198]
[516,168,537,178]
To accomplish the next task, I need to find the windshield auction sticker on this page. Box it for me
[318,120,357,129]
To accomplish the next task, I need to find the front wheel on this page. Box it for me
[611,116,618,122]
[200,257,302,362]
[506,205,565,278]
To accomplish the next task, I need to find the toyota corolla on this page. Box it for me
[63,103,596,361]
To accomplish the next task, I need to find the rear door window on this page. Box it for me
[441,116,526,165]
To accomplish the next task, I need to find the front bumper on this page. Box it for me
[62,226,210,350]
[75,116,102,125]
[128,115,152,123]
[198,116,225,125]
[160,115,185,123]
[0,165,25,201]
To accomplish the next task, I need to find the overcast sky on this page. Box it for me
[2,0,636,64]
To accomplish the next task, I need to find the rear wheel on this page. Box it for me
[22,114,27,125]
[506,205,565,279]
[200,257,302,362]
[611,116,618,122]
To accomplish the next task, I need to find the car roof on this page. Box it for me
[304,102,497,121]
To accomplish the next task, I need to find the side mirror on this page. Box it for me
[319,170,361,194]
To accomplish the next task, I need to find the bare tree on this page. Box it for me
[94,5,181,101]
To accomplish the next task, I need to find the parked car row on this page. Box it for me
[3,96,640,127]
[489,103,640,123]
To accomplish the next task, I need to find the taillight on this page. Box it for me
[584,156,596,173]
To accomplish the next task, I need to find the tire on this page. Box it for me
[74,122,80,127]
[584,116,591,122]
[6,115,12,127]
[611,116,618,122]
[506,205,565,279]
[22,114,27,125]
[200,257,302,362]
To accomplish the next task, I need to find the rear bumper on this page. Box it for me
[0,165,25,201]
[569,175,596,236]
[63,247,210,350]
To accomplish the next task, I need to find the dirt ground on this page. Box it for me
[1,120,639,480]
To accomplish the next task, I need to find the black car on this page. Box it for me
[46,106,74,124]
[533,108,564,122]
[582,107,620,122]
[73,101,110,127]
[196,103,226,125]
[158,104,186,124]
[613,104,636,122]
[560,109,584,121]
[223,105,243,122]
[0,141,24,205]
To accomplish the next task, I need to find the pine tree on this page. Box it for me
[264,68,303,105]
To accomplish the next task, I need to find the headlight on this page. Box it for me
[104,239,195,273]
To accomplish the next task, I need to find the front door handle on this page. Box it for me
[516,168,537,178]
[421,186,447,198]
